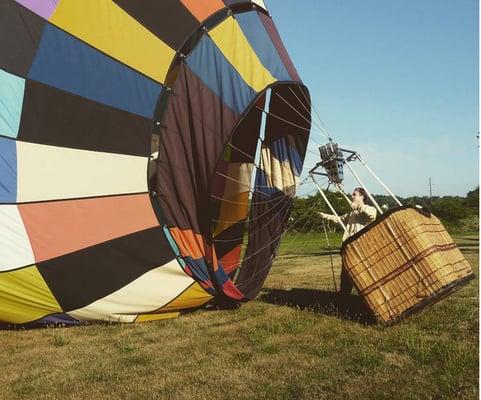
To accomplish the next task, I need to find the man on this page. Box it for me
[319,187,377,294]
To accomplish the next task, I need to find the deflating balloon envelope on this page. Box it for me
[0,0,311,325]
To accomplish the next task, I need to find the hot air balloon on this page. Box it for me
[0,0,311,325]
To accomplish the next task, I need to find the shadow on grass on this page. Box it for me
[277,250,341,258]
[458,248,479,254]
[258,288,376,325]
[457,237,479,242]
[456,242,479,247]
[457,241,479,254]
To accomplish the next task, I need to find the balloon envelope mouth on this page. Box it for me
[209,83,311,299]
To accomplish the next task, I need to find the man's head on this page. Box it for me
[352,187,367,205]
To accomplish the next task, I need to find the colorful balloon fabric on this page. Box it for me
[0,0,311,325]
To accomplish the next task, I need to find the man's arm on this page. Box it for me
[319,212,347,225]
[357,204,377,222]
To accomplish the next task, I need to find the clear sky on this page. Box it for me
[266,0,479,197]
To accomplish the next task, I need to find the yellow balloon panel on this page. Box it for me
[157,282,212,312]
[213,191,250,237]
[0,266,62,324]
[50,0,175,83]
[209,16,276,92]
[135,312,180,323]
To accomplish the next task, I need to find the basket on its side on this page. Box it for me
[342,207,474,325]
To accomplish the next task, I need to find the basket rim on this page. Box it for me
[340,205,429,252]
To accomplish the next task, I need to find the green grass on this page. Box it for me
[0,232,477,400]
[278,230,342,255]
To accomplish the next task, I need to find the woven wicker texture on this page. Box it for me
[342,208,473,324]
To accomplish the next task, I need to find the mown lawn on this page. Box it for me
[0,232,478,400]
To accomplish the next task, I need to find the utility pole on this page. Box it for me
[428,177,432,212]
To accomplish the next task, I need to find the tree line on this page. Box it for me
[289,187,479,233]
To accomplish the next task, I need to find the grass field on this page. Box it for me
[0,232,478,400]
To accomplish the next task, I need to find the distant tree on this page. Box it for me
[373,194,404,210]
[290,190,350,232]
[465,187,479,209]
[431,197,469,227]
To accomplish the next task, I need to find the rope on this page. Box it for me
[288,86,331,139]
[255,106,311,134]
[211,161,315,244]
[275,212,326,256]
[296,85,334,141]
[210,189,292,206]
[215,182,317,265]
[212,190,295,244]
[218,190,314,271]
[266,181,337,259]
[213,170,272,193]
[211,194,292,234]
[232,190,326,286]
[228,175,342,287]
[322,220,338,291]
[274,91,330,140]
[240,189,322,263]
[226,141,258,163]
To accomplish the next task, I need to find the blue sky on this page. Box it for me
[266,0,479,197]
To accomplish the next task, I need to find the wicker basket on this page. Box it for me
[341,207,474,325]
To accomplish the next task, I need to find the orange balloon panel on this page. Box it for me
[18,193,159,263]
[169,227,208,260]
[219,244,242,273]
[180,0,225,22]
